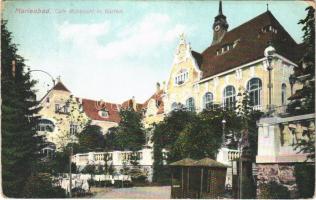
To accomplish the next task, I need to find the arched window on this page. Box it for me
[247,78,262,107]
[203,92,214,110]
[171,102,178,110]
[281,83,287,105]
[223,86,236,109]
[186,97,195,112]
[37,119,55,132]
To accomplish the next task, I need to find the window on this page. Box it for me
[63,106,69,113]
[203,92,214,110]
[171,102,178,110]
[281,83,287,105]
[55,104,60,113]
[46,97,50,103]
[247,78,262,107]
[99,110,109,118]
[37,119,55,132]
[175,69,189,85]
[223,86,236,109]
[70,123,78,135]
[186,97,195,112]
[261,25,278,34]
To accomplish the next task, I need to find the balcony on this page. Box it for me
[203,102,292,117]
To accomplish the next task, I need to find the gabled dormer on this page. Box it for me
[168,33,202,89]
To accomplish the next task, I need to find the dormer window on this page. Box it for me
[261,25,277,34]
[175,69,189,85]
[216,42,238,56]
[99,110,109,118]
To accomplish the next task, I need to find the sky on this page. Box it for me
[2,0,310,103]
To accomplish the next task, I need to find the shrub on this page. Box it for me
[258,181,290,199]
[294,163,315,198]
[129,168,148,183]
[23,173,66,198]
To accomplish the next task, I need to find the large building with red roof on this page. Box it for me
[37,1,313,192]
[37,78,165,150]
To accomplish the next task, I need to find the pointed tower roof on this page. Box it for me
[52,81,70,92]
[219,0,223,15]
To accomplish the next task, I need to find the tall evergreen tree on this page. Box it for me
[288,6,315,115]
[1,20,42,197]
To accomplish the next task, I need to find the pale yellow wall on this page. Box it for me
[37,89,118,150]
[164,38,296,114]
[38,89,90,150]
[91,120,118,134]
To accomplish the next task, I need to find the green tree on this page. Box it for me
[53,95,90,151]
[104,127,119,150]
[290,6,315,161]
[112,109,145,151]
[294,163,315,198]
[258,181,290,199]
[1,20,42,197]
[78,125,105,152]
[152,109,196,182]
[23,173,66,198]
[288,6,315,115]
[237,90,263,157]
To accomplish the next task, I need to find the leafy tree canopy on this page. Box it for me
[77,125,105,153]
[105,109,145,151]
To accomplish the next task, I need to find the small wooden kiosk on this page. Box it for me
[170,157,228,199]
[170,158,197,198]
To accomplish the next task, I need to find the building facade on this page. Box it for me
[163,8,301,116]
[162,1,309,193]
[38,1,312,191]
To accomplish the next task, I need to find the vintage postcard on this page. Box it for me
[1,0,315,199]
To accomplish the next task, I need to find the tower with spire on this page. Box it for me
[211,0,229,45]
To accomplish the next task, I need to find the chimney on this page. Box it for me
[56,76,61,82]
[156,82,161,94]
[12,60,16,77]
[132,96,137,111]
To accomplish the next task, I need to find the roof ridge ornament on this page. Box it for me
[179,32,186,44]
[266,2,269,11]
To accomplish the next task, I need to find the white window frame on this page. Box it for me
[70,122,78,135]
[175,70,189,86]
[247,78,262,107]
[186,97,195,112]
[223,86,236,109]
[203,92,214,110]
[281,83,287,105]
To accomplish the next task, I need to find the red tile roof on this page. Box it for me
[195,11,303,79]
[121,99,142,112]
[142,89,165,115]
[81,98,121,123]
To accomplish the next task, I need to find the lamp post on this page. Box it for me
[221,119,226,147]
[68,95,74,198]
[264,43,276,116]
[27,69,56,86]
[289,74,296,96]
